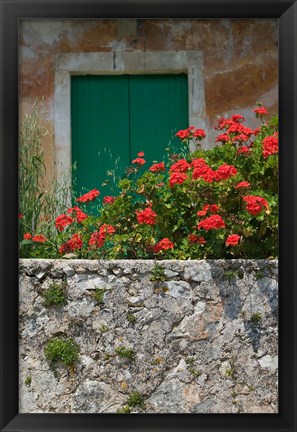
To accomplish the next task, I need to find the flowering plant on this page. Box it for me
[19,105,278,260]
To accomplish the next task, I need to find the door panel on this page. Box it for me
[129,74,188,165]
[71,75,130,201]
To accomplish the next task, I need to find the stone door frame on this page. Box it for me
[54,50,206,188]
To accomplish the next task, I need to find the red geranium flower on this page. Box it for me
[197,204,210,217]
[236,146,251,156]
[192,160,216,183]
[76,189,100,203]
[59,233,83,254]
[153,238,174,253]
[236,181,250,189]
[103,196,116,205]
[253,127,261,136]
[198,214,226,231]
[137,151,145,157]
[193,128,206,140]
[149,162,166,173]
[67,206,88,223]
[89,231,105,248]
[215,164,237,181]
[226,234,241,246]
[169,172,188,187]
[191,158,207,169]
[99,224,116,236]
[132,157,146,165]
[215,134,230,143]
[243,195,269,216]
[169,159,191,173]
[210,204,219,213]
[32,234,47,243]
[176,129,190,139]
[197,203,219,217]
[253,106,268,117]
[136,207,157,225]
[231,114,245,123]
[88,225,115,249]
[262,133,278,158]
[18,213,23,219]
[217,118,234,130]
[23,233,31,240]
[233,134,249,143]
[188,234,206,245]
[55,213,74,231]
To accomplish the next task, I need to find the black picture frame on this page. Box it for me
[1,1,296,431]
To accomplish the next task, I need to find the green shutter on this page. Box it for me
[71,74,188,205]
[71,75,130,201]
[129,74,188,164]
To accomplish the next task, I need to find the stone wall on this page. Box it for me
[19,259,278,414]
[19,19,278,183]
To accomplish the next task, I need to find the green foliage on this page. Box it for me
[19,105,278,260]
[226,359,237,380]
[250,312,262,324]
[150,265,166,282]
[43,283,67,307]
[44,337,79,367]
[126,392,145,409]
[116,405,131,414]
[189,368,201,377]
[185,356,195,365]
[25,376,32,386]
[127,313,137,324]
[224,269,244,281]
[99,324,109,333]
[224,270,238,281]
[93,288,106,304]
[115,346,134,360]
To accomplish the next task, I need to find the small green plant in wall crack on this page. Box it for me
[150,265,166,282]
[44,336,79,367]
[115,345,134,360]
[42,283,67,307]
[24,376,32,386]
[250,312,262,324]
[93,288,106,305]
[127,313,137,324]
[126,391,145,409]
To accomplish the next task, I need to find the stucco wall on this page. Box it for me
[19,259,278,413]
[19,19,278,184]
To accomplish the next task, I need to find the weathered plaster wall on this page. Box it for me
[19,19,278,183]
[19,259,278,413]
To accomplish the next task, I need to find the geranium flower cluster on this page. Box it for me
[76,189,100,203]
[262,133,278,158]
[175,126,206,141]
[132,152,146,165]
[103,196,116,205]
[243,195,269,216]
[149,162,166,173]
[59,233,83,254]
[89,224,115,248]
[197,214,226,231]
[136,207,157,225]
[55,206,88,232]
[153,238,174,253]
[168,158,238,185]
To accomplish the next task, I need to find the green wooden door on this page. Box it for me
[71,74,188,205]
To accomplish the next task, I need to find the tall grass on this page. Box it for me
[19,99,72,245]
